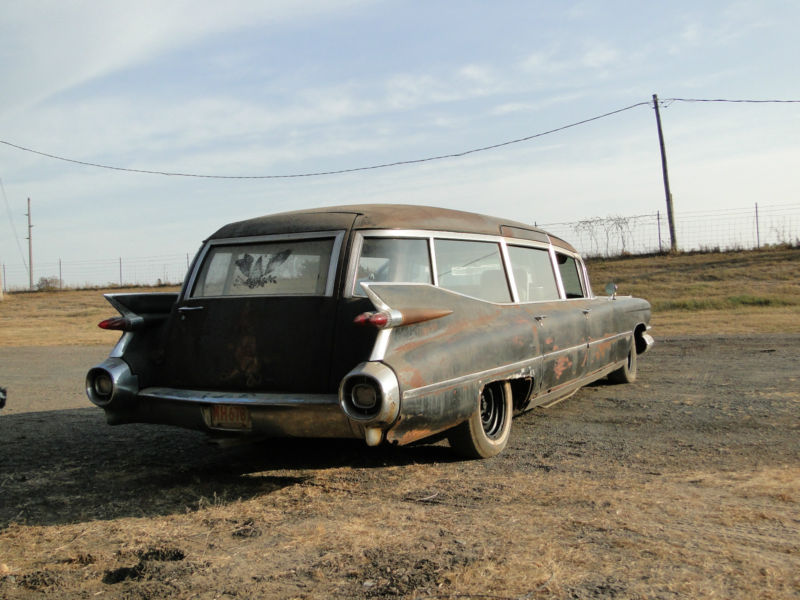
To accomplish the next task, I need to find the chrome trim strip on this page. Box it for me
[588,330,631,347]
[138,387,339,407]
[402,355,542,401]
[428,237,438,287]
[370,329,392,361]
[402,329,635,401]
[109,331,134,358]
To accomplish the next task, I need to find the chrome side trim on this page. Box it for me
[138,387,339,407]
[109,331,135,358]
[403,355,542,401]
[402,329,635,402]
[588,330,631,348]
[370,329,393,361]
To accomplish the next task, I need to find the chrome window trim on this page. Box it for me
[347,232,435,298]
[580,257,594,298]
[345,228,566,303]
[549,245,567,300]
[428,237,439,287]
[184,230,345,301]
[498,239,519,303]
[505,242,562,304]
[552,247,590,300]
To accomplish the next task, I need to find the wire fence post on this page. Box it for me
[657,211,663,253]
[755,202,761,248]
[119,257,122,286]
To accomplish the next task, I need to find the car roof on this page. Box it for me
[208,204,577,253]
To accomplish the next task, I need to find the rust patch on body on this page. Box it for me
[554,356,573,379]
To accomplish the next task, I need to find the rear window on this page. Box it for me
[192,238,335,297]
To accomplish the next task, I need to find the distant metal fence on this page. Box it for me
[539,202,799,257]
[2,202,798,291]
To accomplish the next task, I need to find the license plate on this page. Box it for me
[210,404,252,430]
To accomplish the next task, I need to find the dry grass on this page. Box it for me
[3,462,796,598]
[1,246,799,347]
[0,286,179,347]
[587,245,800,334]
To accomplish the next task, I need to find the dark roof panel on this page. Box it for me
[208,204,575,252]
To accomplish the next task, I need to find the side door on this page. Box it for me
[507,244,586,396]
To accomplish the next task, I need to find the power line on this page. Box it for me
[0,102,652,180]
[665,98,800,104]
[1,97,797,180]
[0,177,29,275]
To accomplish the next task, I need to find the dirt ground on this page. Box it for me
[1,335,798,599]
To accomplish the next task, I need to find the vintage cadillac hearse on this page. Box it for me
[86,205,652,458]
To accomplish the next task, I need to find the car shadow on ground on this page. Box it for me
[0,408,459,529]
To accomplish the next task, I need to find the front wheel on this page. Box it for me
[608,340,638,384]
[448,381,513,459]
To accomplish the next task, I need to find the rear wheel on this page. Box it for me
[448,381,512,459]
[608,340,638,384]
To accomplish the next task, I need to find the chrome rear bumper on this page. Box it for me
[86,358,360,439]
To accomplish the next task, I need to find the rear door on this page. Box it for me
[158,232,345,394]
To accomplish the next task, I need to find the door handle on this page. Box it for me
[178,306,204,320]
[582,308,591,315]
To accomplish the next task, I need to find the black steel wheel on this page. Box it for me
[448,381,513,459]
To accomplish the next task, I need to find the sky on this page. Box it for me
[1,0,799,288]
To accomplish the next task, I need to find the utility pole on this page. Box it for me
[652,94,677,252]
[26,197,34,290]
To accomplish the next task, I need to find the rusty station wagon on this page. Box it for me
[86,205,652,458]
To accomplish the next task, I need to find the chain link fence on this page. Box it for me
[2,203,799,291]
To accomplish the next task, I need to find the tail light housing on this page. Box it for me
[98,316,143,331]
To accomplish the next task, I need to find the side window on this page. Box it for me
[354,237,432,296]
[507,245,560,302]
[434,239,511,303]
[556,253,586,299]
